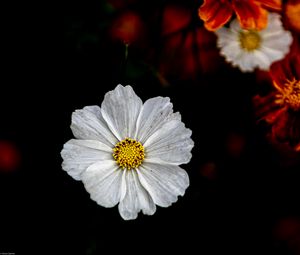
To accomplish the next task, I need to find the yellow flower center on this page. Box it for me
[239,30,261,51]
[113,138,145,169]
[275,78,300,111]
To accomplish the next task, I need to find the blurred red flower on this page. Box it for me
[198,0,281,31]
[253,39,300,151]
[110,11,144,45]
[159,4,222,81]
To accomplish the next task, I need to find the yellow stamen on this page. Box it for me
[239,30,261,51]
[275,78,300,111]
[113,138,145,170]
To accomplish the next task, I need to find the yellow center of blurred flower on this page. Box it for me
[113,138,145,169]
[239,31,261,51]
[275,78,300,111]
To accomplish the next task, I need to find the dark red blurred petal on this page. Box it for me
[255,69,273,84]
[159,26,221,80]
[271,110,300,147]
[161,5,192,36]
[253,93,284,123]
[270,60,293,89]
[196,27,221,73]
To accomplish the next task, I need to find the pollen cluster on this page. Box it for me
[276,78,300,111]
[239,30,261,51]
[113,138,145,169]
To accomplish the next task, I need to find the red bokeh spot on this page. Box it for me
[226,133,246,158]
[274,217,300,241]
[107,0,137,10]
[110,11,143,45]
[0,141,21,172]
[200,162,218,180]
[273,217,300,254]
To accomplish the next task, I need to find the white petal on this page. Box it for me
[216,29,237,47]
[262,29,292,43]
[138,162,189,207]
[260,47,286,63]
[144,119,193,165]
[118,170,156,220]
[262,32,293,52]
[236,52,257,72]
[135,96,180,143]
[61,139,112,180]
[220,42,242,62]
[229,18,241,33]
[260,13,283,37]
[252,51,272,71]
[101,85,143,140]
[216,13,293,74]
[216,27,258,72]
[71,105,118,147]
[82,160,126,208]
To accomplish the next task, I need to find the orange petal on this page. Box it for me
[233,0,268,30]
[255,0,282,10]
[198,0,233,31]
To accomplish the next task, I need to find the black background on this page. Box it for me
[1,0,300,254]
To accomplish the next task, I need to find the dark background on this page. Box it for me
[1,0,300,254]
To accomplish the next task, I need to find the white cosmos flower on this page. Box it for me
[215,13,293,72]
[61,84,194,220]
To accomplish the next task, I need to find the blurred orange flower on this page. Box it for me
[254,40,300,151]
[198,0,281,31]
[284,0,300,33]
